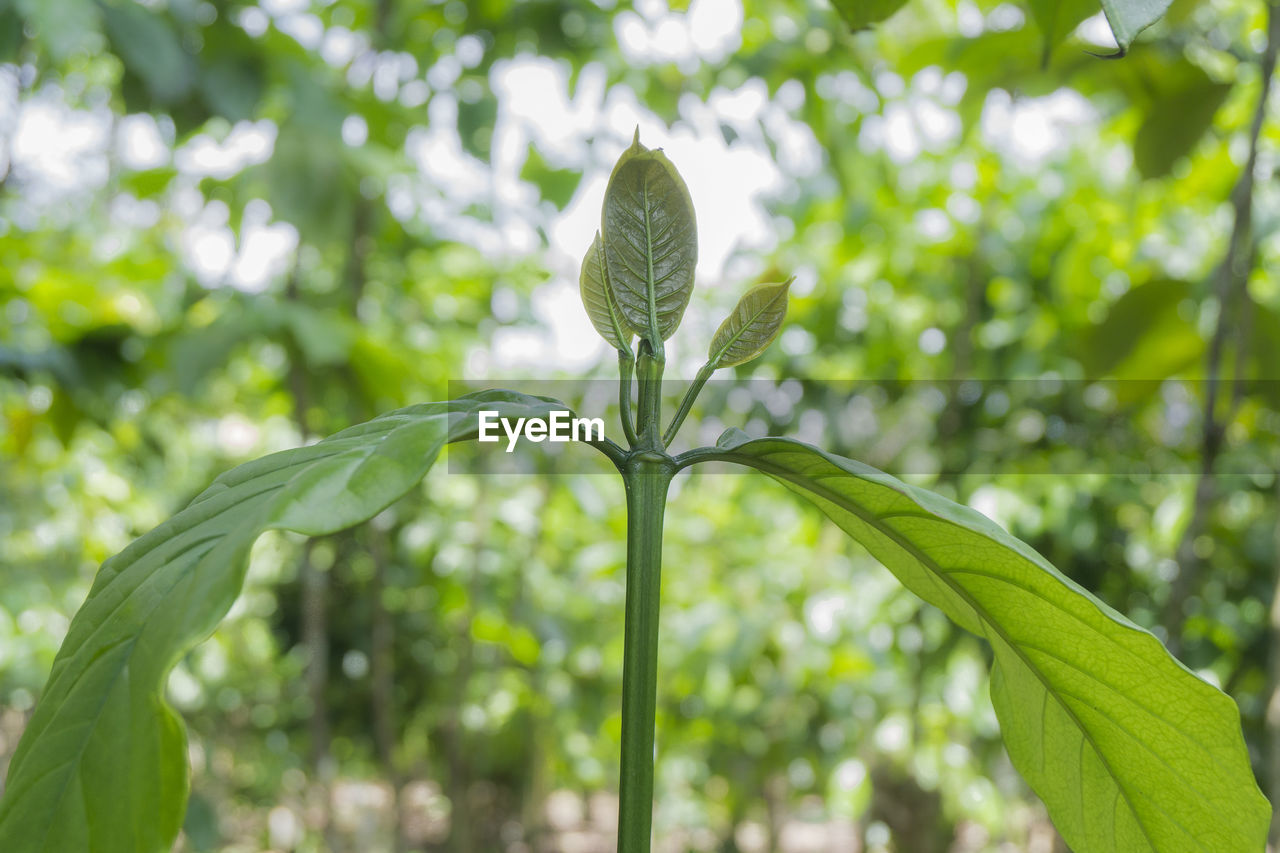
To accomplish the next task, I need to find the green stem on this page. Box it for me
[662,362,716,448]
[618,453,674,853]
[619,352,639,448]
[635,341,665,450]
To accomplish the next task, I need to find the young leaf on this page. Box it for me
[580,231,634,354]
[0,391,566,853]
[706,432,1270,853]
[601,131,697,346]
[708,278,793,368]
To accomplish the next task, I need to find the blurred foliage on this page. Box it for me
[1,0,1278,851]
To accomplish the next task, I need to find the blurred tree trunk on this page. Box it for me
[1165,3,1276,656]
[518,479,554,848]
[869,762,949,853]
[369,524,406,850]
[285,266,337,846]
[299,540,331,768]
[446,481,489,852]
[1269,497,1280,850]
[1270,447,1280,847]
[763,774,784,853]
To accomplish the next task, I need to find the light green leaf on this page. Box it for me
[0,391,565,853]
[708,278,793,368]
[708,433,1270,853]
[1101,0,1174,50]
[601,131,698,346]
[580,231,633,354]
[829,0,910,30]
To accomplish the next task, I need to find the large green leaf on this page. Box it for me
[601,132,698,346]
[0,391,564,853]
[706,434,1269,853]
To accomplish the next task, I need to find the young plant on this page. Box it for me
[0,134,1269,853]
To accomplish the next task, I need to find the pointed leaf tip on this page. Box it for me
[715,426,751,449]
[708,277,793,368]
[600,135,698,345]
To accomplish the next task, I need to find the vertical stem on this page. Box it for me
[636,342,666,450]
[618,455,675,853]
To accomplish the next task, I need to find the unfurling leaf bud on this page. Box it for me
[707,278,793,368]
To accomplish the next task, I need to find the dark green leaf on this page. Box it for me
[521,145,582,209]
[0,7,24,61]
[829,0,910,30]
[579,231,633,354]
[100,2,194,105]
[1134,65,1230,179]
[283,303,356,368]
[601,131,697,346]
[1026,0,1096,58]
[199,57,265,123]
[1077,279,1202,382]
[708,435,1270,853]
[708,278,792,368]
[0,392,565,853]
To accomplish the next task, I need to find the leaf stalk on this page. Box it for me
[619,351,640,448]
[662,361,716,447]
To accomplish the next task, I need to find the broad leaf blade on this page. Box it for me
[0,391,564,853]
[708,278,793,368]
[580,231,633,353]
[711,434,1269,853]
[601,132,697,345]
[1101,0,1173,50]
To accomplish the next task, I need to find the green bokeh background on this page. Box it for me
[1,0,1278,850]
